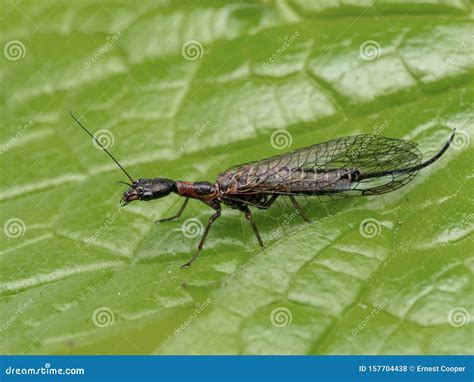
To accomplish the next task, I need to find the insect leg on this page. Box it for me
[181,207,221,269]
[289,196,312,224]
[241,206,265,251]
[155,198,189,223]
[263,194,279,208]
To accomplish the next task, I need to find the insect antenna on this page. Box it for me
[69,111,135,184]
[117,181,134,187]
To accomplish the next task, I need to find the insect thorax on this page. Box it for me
[176,181,218,201]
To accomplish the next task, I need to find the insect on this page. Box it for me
[70,112,455,268]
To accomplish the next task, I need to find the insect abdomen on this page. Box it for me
[219,166,359,195]
[276,168,358,194]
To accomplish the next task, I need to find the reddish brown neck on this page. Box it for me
[176,181,218,202]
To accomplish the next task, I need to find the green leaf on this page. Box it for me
[1,0,472,355]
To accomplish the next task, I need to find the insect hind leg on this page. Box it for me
[263,194,279,208]
[289,196,312,224]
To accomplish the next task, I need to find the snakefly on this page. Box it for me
[70,112,455,268]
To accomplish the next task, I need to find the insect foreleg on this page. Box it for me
[181,206,221,269]
[289,196,312,224]
[155,198,189,223]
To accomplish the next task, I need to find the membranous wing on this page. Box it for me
[217,134,422,196]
